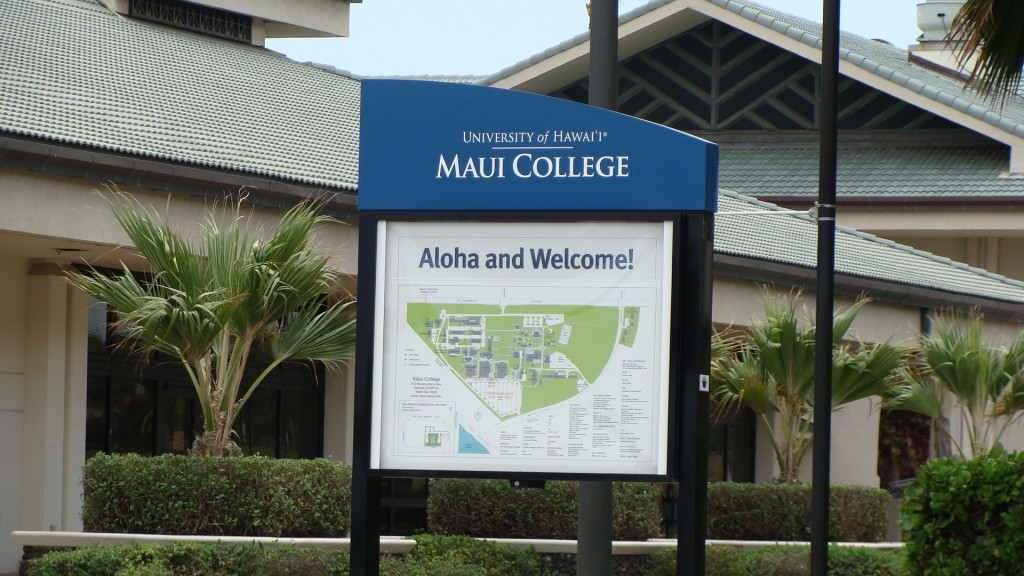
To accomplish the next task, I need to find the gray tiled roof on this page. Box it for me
[720,145,1024,198]
[484,0,1024,140]
[372,75,487,85]
[716,190,1024,305]
[0,0,361,190]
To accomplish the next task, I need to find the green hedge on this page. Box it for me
[644,545,907,576]
[427,479,661,540]
[25,538,554,576]
[25,543,351,576]
[902,453,1024,575]
[26,541,906,576]
[82,454,351,537]
[706,482,890,542]
[407,535,554,576]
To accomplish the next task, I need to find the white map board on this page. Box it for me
[371,221,674,476]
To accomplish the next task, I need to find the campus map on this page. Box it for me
[374,220,670,476]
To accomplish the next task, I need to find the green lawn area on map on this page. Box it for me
[500,304,618,382]
[406,302,623,414]
[621,307,640,347]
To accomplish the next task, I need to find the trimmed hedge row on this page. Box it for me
[25,543,351,576]
[82,455,890,543]
[706,482,890,542]
[429,481,889,542]
[25,541,906,576]
[426,479,661,541]
[82,454,351,537]
[24,537,556,576]
[645,546,908,576]
[902,453,1024,575]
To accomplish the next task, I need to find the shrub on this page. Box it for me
[380,555,484,576]
[706,482,890,542]
[26,545,138,576]
[644,546,747,576]
[738,547,808,576]
[82,453,352,537]
[643,546,906,576]
[705,545,748,576]
[25,543,351,576]
[406,535,553,576]
[427,479,660,540]
[902,453,1024,575]
[828,546,908,576]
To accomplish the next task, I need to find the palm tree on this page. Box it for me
[712,293,910,483]
[887,312,1024,459]
[68,191,356,456]
[950,0,1024,99]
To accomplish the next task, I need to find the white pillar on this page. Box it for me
[830,397,882,486]
[323,365,355,463]
[63,287,89,531]
[20,262,69,532]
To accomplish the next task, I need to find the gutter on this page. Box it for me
[0,135,359,219]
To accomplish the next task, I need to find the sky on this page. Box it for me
[265,0,924,78]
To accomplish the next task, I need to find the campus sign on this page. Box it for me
[358,80,717,212]
[357,80,717,480]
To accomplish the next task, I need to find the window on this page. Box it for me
[85,298,324,459]
[708,406,755,483]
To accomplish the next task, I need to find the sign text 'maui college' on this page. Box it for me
[438,130,628,180]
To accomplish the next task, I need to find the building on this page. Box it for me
[2,0,1024,572]
[488,0,1024,282]
[0,0,361,571]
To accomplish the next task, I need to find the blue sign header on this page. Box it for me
[358,80,718,212]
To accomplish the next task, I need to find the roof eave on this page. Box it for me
[487,1,711,93]
[0,135,358,217]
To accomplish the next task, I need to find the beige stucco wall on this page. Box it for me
[0,167,360,573]
[0,254,29,574]
[0,167,359,276]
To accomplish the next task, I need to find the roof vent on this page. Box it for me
[129,0,252,43]
[916,0,966,42]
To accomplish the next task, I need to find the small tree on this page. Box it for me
[887,312,1024,459]
[68,191,356,456]
[712,293,909,482]
[950,0,1024,100]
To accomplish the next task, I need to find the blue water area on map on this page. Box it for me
[459,426,489,454]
